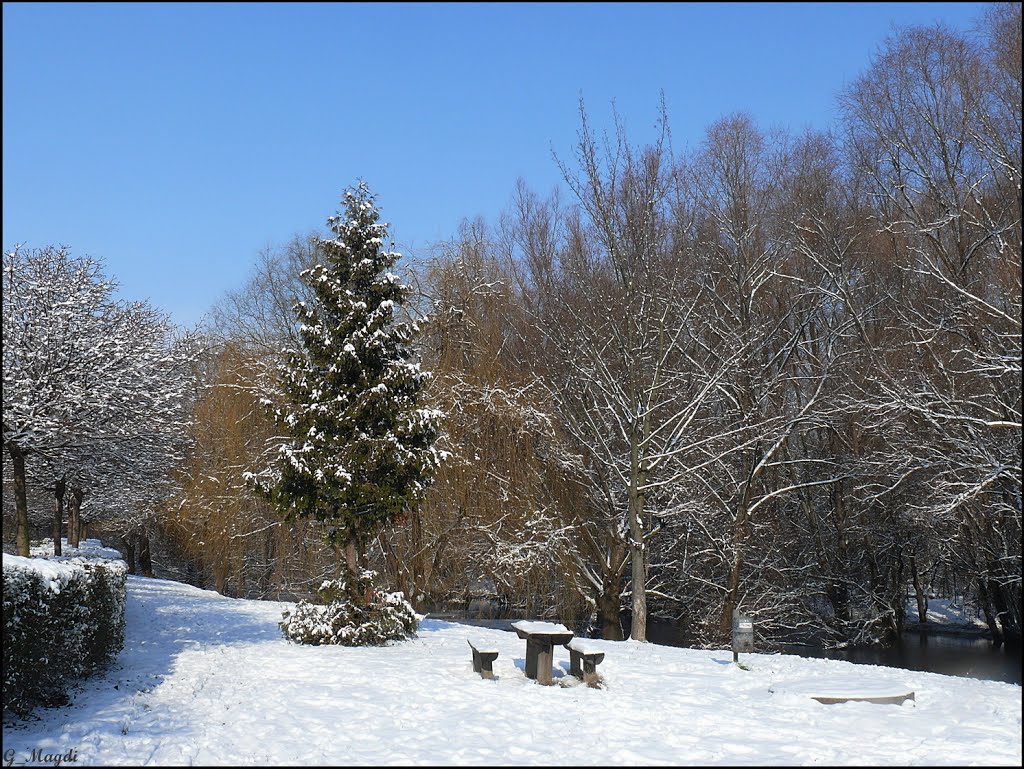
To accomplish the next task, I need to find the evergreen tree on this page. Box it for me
[252,182,444,578]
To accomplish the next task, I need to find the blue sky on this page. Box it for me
[3,2,986,329]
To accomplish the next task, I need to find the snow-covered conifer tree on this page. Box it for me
[253,183,444,579]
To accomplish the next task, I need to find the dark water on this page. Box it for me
[775,633,1021,686]
[645,619,1021,686]
[428,612,1021,686]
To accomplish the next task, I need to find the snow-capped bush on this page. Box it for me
[280,569,417,646]
[3,551,128,716]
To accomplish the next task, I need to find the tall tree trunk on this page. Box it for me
[138,531,154,577]
[628,494,647,642]
[628,430,648,642]
[8,443,31,556]
[53,476,67,556]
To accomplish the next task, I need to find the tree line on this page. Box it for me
[3,245,194,569]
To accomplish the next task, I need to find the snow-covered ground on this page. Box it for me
[3,575,1020,766]
[28,538,125,561]
[904,595,991,630]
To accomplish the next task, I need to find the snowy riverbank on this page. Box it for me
[3,575,1020,766]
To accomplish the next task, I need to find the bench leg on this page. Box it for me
[472,649,496,679]
[570,649,582,678]
[480,654,495,679]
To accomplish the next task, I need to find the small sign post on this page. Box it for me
[732,608,754,663]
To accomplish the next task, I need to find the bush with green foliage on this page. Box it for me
[3,552,127,716]
[280,569,417,646]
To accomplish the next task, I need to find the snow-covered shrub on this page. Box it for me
[2,552,128,716]
[280,569,417,646]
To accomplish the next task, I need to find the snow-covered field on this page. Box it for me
[3,575,1020,766]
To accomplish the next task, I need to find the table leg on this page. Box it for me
[525,638,541,679]
[536,642,554,685]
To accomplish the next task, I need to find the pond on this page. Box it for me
[428,612,1021,686]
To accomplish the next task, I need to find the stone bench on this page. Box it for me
[467,639,499,679]
[566,639,605,680]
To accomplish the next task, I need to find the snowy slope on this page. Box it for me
[3,575,1020,766]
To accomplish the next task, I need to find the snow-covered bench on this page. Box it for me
[806,681,915,706]
[784,677,916,705]
[467,639,499,679]
[566,639,605,680]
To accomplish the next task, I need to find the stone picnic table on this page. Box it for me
[511,620,574,685]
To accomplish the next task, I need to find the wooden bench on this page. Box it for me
[566,639,605,681]
[467,639,499,679]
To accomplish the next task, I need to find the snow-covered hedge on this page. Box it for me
[280,569,418,646]
[3,551,128,716]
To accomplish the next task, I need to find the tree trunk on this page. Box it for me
[977,577,1003,643]
[596,577,624,640]
[68,487,84,547]
[213,559,228,594]
[138,531,154,577]
[122,535,137,574]
[8,443,31,556]
[721,487,754,637]
[909,553,928,624]
[828,581,850,624]
[53,476,67,556]
[410,508,425,610]
[344,532,359,578]
[628,508,647,641]
[987,575,1016,643]
[721,549,745,637]
[628,432,648,642]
